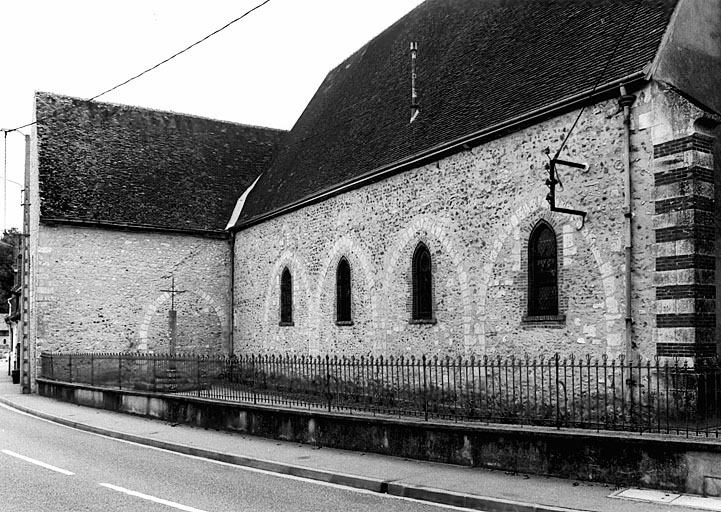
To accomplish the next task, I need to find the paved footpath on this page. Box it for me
[2,374,720,512]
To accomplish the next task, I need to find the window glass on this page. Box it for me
[529,223,558,316]
[280,267,293,324]
[413,243,433,320]
[336,258,352,322]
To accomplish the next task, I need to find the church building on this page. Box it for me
[228,0,720,361]
[18,0,721,390]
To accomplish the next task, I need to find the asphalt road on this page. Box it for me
[0,406,468,512]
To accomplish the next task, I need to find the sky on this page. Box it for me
[0,0,425,233]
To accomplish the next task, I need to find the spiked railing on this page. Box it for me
[39,352,721,437]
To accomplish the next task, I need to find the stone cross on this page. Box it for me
[160,276,187,356]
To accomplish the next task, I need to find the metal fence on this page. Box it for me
[39,351,721,437]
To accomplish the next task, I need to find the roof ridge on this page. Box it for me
[35,90,287,133]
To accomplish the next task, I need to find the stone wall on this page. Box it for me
[32,225,231,356]
[235,95,629,359]
[233,84,717,360]
[637,82,720,358]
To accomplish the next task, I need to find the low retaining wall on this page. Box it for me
[37,378,721,496]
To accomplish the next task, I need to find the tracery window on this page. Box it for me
[280,267,293,325]
[412,243,433,320]
[336,257,352,324]
[528,222,558,316]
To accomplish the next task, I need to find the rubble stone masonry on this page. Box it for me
[234,85,718,360]
[32,225,231,356]
[234,92,673,360]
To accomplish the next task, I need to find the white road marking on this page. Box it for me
[1,402,477,511]
[99,483,208,512]
[1,449,75,475]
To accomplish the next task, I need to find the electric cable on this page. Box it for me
[553,0,645,159]
[6,0,272,133]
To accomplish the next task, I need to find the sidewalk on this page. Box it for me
[1,374,718,512]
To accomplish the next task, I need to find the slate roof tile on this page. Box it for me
[36,92,285,232]
[237,0,677,227]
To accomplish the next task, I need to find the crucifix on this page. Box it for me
[160,275,187,356]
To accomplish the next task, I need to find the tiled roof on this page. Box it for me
[35,92,285,232]
[237,0,677,226]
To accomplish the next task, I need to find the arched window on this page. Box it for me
[336,257,352,323]
[412,243,433,320]
[280,267,293,325]
[528,222,558,316]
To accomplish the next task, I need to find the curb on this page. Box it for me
[0,396,583,512]
[388,482,586,512]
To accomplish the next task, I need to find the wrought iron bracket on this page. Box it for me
[544,151,587,229]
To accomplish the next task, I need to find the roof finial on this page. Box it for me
[410,42,420,123]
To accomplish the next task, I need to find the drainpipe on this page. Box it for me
[229,231,235,356]
[619,85,636,361]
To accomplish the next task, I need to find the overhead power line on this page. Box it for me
[5,0,272,133]
[553,0,644,159]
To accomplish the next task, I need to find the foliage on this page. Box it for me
[0,229,19,315]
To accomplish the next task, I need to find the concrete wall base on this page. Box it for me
[37,378,721,496]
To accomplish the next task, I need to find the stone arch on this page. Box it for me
[479,196,620,356]
[137,289,226,352]
[381,215,473,354]
[189,288,228,334]
[310,236,379,352]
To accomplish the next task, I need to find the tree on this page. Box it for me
[0,229,19,315]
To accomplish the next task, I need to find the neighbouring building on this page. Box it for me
[21,93,284,390]
[18,0,721,391]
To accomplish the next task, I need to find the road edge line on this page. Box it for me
[0,397,586,512]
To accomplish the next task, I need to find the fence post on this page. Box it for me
[555,353,560,429]
[326,354,332,413]
[197,356,201,398]
[69,353,73,383]
[119,354,122,390]
[91,353,94,387]
[423,354,428,421]
[50,353,54,380]
[252,354,257,405]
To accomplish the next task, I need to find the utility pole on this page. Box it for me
[2,131,7,232]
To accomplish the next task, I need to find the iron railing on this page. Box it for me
[39,352,721,437]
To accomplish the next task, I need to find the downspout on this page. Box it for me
[224,175,262,355]
[228,231,235,356]
[619,85,636,360]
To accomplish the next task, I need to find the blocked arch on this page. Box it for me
[138,289,227,352]
[479,197,619,355]
[311,236,378,346]
[381,215,473,353]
